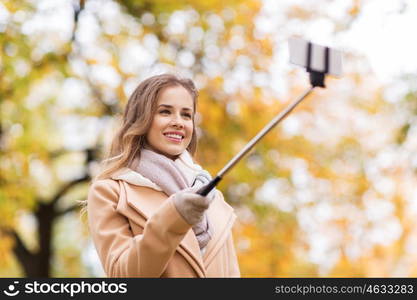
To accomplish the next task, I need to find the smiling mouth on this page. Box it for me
[163,133,184,143]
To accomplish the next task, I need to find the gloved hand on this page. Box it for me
[172,185,215,226]
[192,170,217,201]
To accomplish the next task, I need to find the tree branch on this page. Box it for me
[50,175,90,206]
[1,227,35,269]
[72,0,85,42]
[56,203,82,218]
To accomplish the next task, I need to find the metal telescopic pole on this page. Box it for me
[197,86,315,196]
[196,38,338,196]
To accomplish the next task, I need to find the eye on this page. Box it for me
[182,112,192,119]
[159,109,170,115]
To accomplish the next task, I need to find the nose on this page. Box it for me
[169,112,184,128]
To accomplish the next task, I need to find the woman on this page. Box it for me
[87,74,240,277]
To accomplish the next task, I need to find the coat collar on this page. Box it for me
[115,181,235,277]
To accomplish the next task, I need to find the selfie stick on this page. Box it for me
[197,40,340,196]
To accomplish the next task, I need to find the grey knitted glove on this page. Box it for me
[172,185,215,226]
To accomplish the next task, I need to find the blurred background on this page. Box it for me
[1,0,417,277]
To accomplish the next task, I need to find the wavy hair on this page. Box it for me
[96,74,199,180]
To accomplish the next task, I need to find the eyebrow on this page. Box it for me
[158,104,193,111]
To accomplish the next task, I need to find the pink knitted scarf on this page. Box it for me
[134,148,213,250]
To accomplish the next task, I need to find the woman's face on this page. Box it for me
[146,85,194,160]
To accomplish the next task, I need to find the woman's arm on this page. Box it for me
[87,179,191,277]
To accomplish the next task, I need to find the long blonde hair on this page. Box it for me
[97,74,199,180]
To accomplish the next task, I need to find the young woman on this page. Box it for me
[87,74,240,277]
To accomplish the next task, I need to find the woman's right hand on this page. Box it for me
[172,186,215,226]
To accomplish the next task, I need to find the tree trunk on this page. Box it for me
[33,203,55,277]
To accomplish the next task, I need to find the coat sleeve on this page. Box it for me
[87,179,192,277]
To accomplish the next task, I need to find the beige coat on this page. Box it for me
[87,169,240,278]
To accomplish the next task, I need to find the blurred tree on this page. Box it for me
[0,0,94,277]
[1,0,417,278]
[0,0,265,277]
